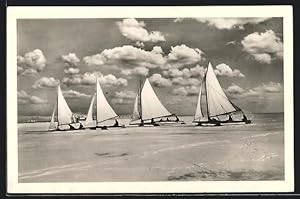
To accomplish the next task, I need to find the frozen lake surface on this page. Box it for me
[18,113,284,182]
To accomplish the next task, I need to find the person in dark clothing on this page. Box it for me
[242,114,248,122]
[228,115,233,122]
[151,118,155,124]
[175,116,179,122]
[113,119,119,127]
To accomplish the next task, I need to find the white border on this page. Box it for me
[7,6,294,193]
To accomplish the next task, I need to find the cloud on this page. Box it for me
[20,68,39,76]
[172,77,201,86]
[172,86,199,96]
[18,90,47,104]
[112,90,136,104]
[32,77,60,89]
[17,49,47,72]
[135,41,145,48]
[115,90,136,99]
[121,66,149,77]
[241,30,283,64]
[225,82,282,99]
[64,67,80,74]
[83,45,166,69]
[214,63,245,77]
[163,65,206,78]
[165,44,205,69]
[253,81,282,93]
[152,46,164,54]
[61,53,80,67]
[83,54,105,66]
[62,71,127,87]
[111,98,133,104]
[116,18,165,42]
[63,90,91,98]
[175,18,270,30]
[149,73,172,87]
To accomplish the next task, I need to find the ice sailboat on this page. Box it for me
[130,78,184,126]
[193,62,251,126]
[83,78,124,129]
[48,85,83,131]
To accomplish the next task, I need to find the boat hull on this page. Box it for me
[193,120,251,126]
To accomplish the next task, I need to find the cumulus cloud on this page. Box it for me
[20,68,39,76]
[63,90,91,98]
[115,90,136,99]
[135,41,145,48]
[116,18,165,42]
[83,45,166,69]
[18,90,47,104]
[62,71,127,87]
[163,65,206,78]
[64,67,80,74]
[149,73,172,87]
[121,66,149,77]
[172,77,201,86]
[17,49,47,73]
[175,17,270,30]
[172,86,199,96]
[214,63,245,77]
[152,46,164,54]
[61,53,80,67]
[32,77,60,89]
[253,81,282,93]
[241,30,283,64]
[225,82,282,99]
[165,44,205,69]
[111,98,133,104]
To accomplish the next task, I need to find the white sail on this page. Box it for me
[57,85,73,125]
[131,94,141,121]
[194,83,204,121]
[49,103,57,130]
[96,79,118,123]
[85,94,95,124]
[140,78,172,120]
[205,62,237,117]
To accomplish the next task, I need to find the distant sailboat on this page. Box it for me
[130,78,184,126]
[48,85,82,131]
[193,62,251,126]
[83,78,123,129]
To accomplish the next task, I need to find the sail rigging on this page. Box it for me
[131,78,173,123]
[194,62,243,122]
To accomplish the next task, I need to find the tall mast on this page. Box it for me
[96,77,98,125]
[56,85,59,126]
[205,65,210,120]
[139,78,143,120]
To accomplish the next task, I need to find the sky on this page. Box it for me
[17,17,284,118]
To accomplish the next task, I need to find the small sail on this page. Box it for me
[96,79,118,123]
[194,83,204,121]
[131,94,141,121]
[57,85,73,125]
[140,78,172,120]
[49,103,57,130]
[205,62,238,117]
[85,94,95,124]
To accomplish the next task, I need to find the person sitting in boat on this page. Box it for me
[112,119,119,127]
[151,118,156,124]
[167,117,170,122]
[175,116,179,122]
[227,115,233,122]
[242,114,248,122]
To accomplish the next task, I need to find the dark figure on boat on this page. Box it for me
[209,117,221,126]
[175,116,179,122]
[227,115,233,123]
[112,119,119,127]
